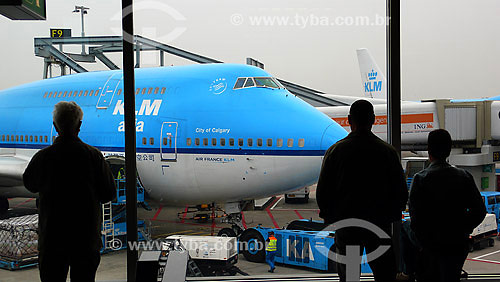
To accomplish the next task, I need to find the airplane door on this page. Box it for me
[161,122,178,161]
[97,73,122,109]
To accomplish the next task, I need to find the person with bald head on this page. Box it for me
[23,101,116,282]
[317,99,408,282]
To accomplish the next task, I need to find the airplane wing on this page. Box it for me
[0,155,29,187]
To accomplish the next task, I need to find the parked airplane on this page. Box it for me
[0,64,347,215]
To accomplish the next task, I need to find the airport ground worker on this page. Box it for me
[117,167,125,179]
[317,99,408,282]
[266,231,277,273]
[409,129,486,282]
[23,101,116,282]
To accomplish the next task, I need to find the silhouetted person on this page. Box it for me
[23,101,116,282]
[317,99,408,282]
[409,129,486,282]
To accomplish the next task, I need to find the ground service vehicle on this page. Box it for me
[239,225,372,273]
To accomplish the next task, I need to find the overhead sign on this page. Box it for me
[0,0,46,20]
[50,29,72,38]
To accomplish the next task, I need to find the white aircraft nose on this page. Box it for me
[320,123,348,151]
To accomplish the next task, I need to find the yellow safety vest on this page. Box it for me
[117,168,125,179]
[266,236,277,252]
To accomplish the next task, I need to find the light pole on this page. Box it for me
[72,5,89,55]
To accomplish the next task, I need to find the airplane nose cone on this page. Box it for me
[320,123,348,151]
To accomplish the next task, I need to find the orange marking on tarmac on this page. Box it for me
[181,205,188,223]
[242,212,247,229]
[467,258,500,265]
[152,205,163,221]
[333,113,434,127]
[266,208,279,228]
[12,198,34,209]
[294,210,304,219]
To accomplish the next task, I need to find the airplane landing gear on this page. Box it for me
[219,201,248,237]
[219,212,244,237]
[0,197,9,214]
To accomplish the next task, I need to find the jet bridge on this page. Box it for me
[34,35,347,107]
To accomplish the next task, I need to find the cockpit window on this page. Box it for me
[234,78,246,89]
[254,77,279,88]
[244,78,255,88]
[233,77,283,90]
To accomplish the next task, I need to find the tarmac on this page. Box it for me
[1,187,499,281]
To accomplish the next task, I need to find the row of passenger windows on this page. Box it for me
[141,137,305,148]
[43,89,101,98]
[42,87,167,99]
[2,134,305,148]
[185,138,305,148]
[1,134,49,143]
[134,87,166,95]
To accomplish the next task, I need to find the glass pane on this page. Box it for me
[298,138,305,147]
[244,78,255,88]
[234,78,246,89]
[254,77,279,88]
[277,138,283,147]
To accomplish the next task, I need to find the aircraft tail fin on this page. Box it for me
[356,48,386,99]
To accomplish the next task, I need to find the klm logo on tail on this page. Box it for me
[364,69,382,93]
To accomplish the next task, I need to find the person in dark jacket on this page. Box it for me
[23,101,116,282]
[409,129,486,282]
[317,99,408,282]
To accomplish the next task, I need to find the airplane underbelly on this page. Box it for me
[147,154,322,205]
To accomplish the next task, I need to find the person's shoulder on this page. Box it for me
[370,135,400,156]
[325,136,350,154]
[80,141,105,159]
[449,164,474,179]
[33,144,55,157]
